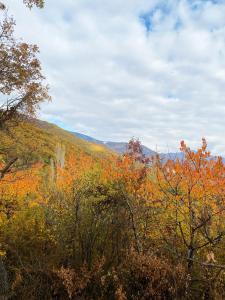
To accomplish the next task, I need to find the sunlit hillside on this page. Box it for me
[0,119,113,166]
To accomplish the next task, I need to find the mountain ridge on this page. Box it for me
[71,131,157,157]
[71,131,225,163]
[71,131,185,160]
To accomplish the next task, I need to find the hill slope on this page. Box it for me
[0,119,112,166]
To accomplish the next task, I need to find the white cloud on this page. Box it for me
[3,0,225,155]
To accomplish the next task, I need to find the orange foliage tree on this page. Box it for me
[154,138,225,270]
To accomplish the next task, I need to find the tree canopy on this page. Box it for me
[0,0,49,128]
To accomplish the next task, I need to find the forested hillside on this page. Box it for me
[1,122,225,299]
[0,119,112,161]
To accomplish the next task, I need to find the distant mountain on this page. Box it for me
[160,152,185,163]
[72,132,103,144]
[104,141,157,157]
[71,131,224,163]
[71,132,157,157]
[71,131,187,160]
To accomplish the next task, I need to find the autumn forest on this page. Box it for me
[1,1,225,300]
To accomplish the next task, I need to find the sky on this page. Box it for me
[4,0,225,154]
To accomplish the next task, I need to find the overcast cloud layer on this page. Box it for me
[5,0,225,154]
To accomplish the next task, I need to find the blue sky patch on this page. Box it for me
[139,2,173,33]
